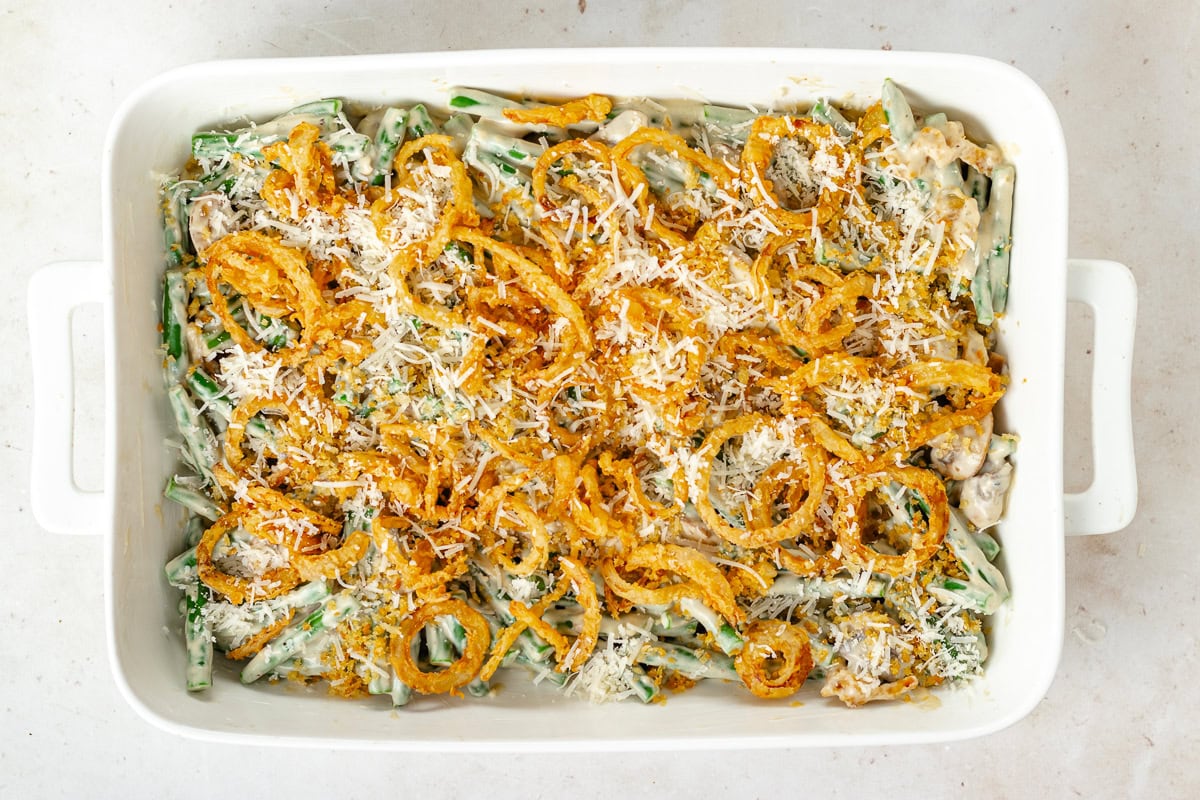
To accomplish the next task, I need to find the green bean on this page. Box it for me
[190,131,268,161]
[767,571,891,600]
[971,255,995,325]
[185,367,272,441]
[210,581,333,653]
[631,666,660,704]
[881,79,916,146]
[405,104,439,139]
[702,104,755,146]
[512,652,568,687]
[810,98,854,139]
[972,163,1015,324]
[164,476,224,521]
[969,529,1001,562]
[241,593,360,683]
[165,546,198,587]
[239,302,291,351]
[448,88,528,120]
[202,329,231,353]
[469,561,556,662]
[364,665,391,697]
[518,630,555,663]
[985,433,1018,469]
[636,641,737,682]
[287,99,343,117]
[678,598,743,655]
[464,145,536,224]
[185,367,232,432]
[426,619,455,667]
[983,164,1015,314]
[355,638,413,708]
[166,525,253,588]
[184,515,206,548]
[184,584,213,691]
[325,129,371,163]
[442,113,474,156]
[193,165,237,197]
[162,182,190,267]
[964,165,990,212]
[359,106,407,186]
[191,99,351,162]
[389,671,413,707]
[640,148,719,195]
[167,384,217,483]
[469,124,542,170]
[437,615,468,652]
[543,606,698,641]
[936,508,1010,613]
[161,269,189,382]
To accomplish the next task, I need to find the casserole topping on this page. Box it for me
[159,82,1016,707]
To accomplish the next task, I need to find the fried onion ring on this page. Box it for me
[692,413,827,548]
[390,598,490,695]
[734,619,814,699]
[195,512,300,605]
[202,231,324,365]
[740,116,848,230]
[603,543,744,627]
[834,465,949,576]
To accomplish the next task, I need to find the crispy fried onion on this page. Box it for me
[734,619,815,699]
[601,543,744,627]
[195,488,372,604]
[556,557,601,671]
[598,450,683,522]
[373,135,478,329]
[223,392,344,484]
[888,359,1004,461]
[390,598,490,695]
[195,512,299,605]
[740,116,848,229]
[769,354,1004,464]
[203,231,324,365]
[483,495,551,578]
[752,235,877,357]
[531,138,656,275]
[611,127,735,194]
[381,516,470,597]
[834,464,948,576]
[593,286,706,411]
[503,94,613,127]
[693,413,827,548]
[479,558,600,678]
[260,122,342,216]
[225,612,294,660]
[453,226,593,383]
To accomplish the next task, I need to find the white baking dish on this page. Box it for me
[28,48,1138,750]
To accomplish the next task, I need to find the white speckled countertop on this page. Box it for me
[3,1,1197,796]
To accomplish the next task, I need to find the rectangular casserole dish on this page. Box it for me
[27,47,1138,750]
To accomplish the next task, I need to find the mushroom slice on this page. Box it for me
[189,193,236,254]
[960,461,1013,530]
[929,412,994,480]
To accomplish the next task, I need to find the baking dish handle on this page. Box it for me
[28,260,109,535]
[1063,258,1138,535]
